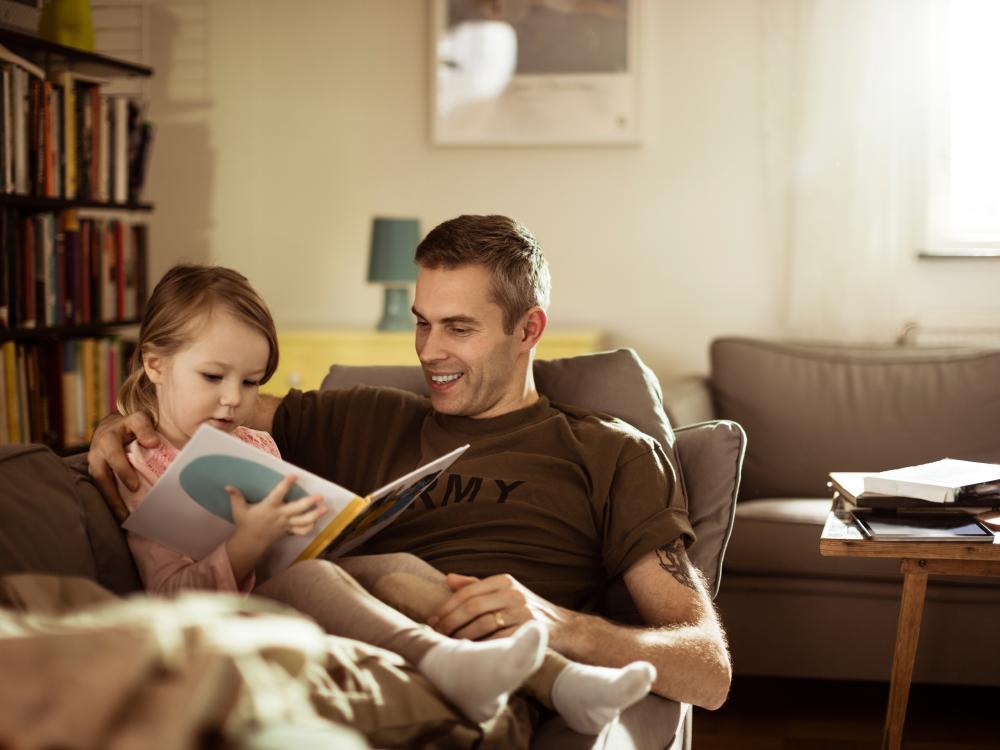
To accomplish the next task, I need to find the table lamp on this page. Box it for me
[368,217,420,331]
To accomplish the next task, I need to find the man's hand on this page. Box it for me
[88,412,160,522]
[427,572,573,643]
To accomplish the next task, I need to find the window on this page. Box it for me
[925,0,1000,254]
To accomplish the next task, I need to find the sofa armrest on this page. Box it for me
[663,375,715,427]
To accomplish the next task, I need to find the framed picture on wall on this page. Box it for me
[430,0,640,146]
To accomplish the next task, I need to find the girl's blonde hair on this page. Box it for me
[117,264,279,425]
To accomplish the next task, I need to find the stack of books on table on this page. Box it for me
[828,459,1000,542]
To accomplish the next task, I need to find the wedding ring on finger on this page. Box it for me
[494,611,505,628]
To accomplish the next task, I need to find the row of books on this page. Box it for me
[829,458,1000,542]
[0,336,134,450]
[0,209,148,331]
[0,44,153,203]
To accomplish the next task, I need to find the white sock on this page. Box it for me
[417,621,547,723]
[550,660,657,735]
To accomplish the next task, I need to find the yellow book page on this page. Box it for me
[295,496,368,562]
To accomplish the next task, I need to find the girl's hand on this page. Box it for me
[227,475,327,550]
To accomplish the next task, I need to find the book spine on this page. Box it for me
[62,71,76,199]
[113,96,127,203]
[12,67,25,194]
[114,220,124,320]
[0,65,9,194]
[2,340,17,443]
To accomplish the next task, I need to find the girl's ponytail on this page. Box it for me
[116,348,158,424]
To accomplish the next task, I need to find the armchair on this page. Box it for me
[320,348,746,750]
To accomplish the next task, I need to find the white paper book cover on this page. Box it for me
[123,425,468,581]
[862,459,1000,503]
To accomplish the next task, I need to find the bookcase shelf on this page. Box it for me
[0,27,152,78]
[0,29,153,452]
[0,319,139,343]
[0,195,153,212]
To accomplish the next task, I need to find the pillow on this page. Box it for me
[0,445,100,582]
[62,453,142,595]
[711,337,1000,500]
[321,347,677,454]
[673,420,745,598]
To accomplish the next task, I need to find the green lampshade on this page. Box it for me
[368,217,419,330]
[368,217,420,283]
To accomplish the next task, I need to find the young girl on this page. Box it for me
[118,263,655,734]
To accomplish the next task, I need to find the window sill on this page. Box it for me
[918,249,1000,259]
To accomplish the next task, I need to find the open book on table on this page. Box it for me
[123,424,468,582]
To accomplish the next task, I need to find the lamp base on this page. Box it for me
[376,287,413,331]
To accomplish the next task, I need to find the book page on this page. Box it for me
[123,425,359,570]
[320,443,469,559]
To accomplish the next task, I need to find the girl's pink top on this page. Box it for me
[118,426,281,596]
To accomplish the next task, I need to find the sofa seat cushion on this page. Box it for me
[726,498,898,580]
[710,338,1000,500]
[725,498,1000,588]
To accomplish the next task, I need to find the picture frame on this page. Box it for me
[430,0,640,146]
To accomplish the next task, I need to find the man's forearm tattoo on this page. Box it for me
[656,538,697,591]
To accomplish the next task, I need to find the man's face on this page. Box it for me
[413,264,527,419]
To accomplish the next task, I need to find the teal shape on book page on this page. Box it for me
[179,455,310,523]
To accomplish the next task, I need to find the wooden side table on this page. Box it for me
[263,328,607,395]
[820,512,1000,750]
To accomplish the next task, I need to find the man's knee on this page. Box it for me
[374,552,431,572]
[372,572,451,622]
[267,558,364,597]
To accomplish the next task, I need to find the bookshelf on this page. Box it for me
[0,29,153,453]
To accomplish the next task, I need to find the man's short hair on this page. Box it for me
[415,214,551,334]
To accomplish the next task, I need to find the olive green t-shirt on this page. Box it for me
[273,386,693,610]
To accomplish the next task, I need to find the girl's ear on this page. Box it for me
[142,350,165,385]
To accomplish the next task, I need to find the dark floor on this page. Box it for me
[692,676,1000,749]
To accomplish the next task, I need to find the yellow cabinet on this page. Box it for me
[264,329,606,395]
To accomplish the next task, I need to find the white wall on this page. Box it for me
[144,0,785,381]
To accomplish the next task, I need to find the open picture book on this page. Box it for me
[123,425,468,582]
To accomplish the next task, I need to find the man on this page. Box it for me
[90,215,731,718]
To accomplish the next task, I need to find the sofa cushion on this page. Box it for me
[62,453,142,595]
[724,498,1000,590]
[674,420,744,598]
[321,348,677,453]
[0,445,141,595]
[0,445,100,582]
[724,498,902,580]
[710,338,1000,500]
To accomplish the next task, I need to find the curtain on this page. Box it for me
[762,0,932,340]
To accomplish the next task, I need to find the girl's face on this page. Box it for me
[143,310,271,448]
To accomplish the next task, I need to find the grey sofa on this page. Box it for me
[0,348,744,749]
[665,337,1000,687]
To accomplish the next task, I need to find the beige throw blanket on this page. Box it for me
[0,574,533,750]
